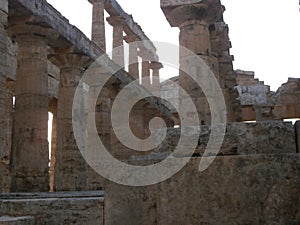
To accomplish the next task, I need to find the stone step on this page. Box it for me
[0,216,35,225]
[0,191,104,225]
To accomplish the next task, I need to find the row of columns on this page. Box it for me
[5,18,95,191]
[0,0,164,192]
[89,0,163,85]
[89,0,164,163]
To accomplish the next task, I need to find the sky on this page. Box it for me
[46,0,300,91]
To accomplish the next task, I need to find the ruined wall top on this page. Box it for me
[161,0,203,7]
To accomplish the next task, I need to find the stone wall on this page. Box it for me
[105,154,300,225]
[146,121,297,159]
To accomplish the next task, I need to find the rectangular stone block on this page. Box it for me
[104,154,300,225]
[105,182,157,225]
[226,121,296,155]
[153,121,297,158]
[161,0,202,7]
[0,216,35,225]
[0,192,104,225]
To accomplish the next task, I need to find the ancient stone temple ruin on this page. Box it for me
[0,0,299,224]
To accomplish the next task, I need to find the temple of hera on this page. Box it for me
[0,0,299,224]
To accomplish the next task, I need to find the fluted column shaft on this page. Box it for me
[90,0,106,51]
[107,16,125,67]
[125,34,139,79]
[50,54,90,191]
[140,49,151,86]
[142,60,150,85]
[11,33,49,192]
[150,61,163,87]
[179,20,211,57]
[165,3,221,125]
[0,1,9,192]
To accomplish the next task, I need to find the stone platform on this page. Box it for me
[0,216,34,225]
[0,191,104,225]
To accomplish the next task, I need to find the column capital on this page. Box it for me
[150,61,163,71]
[49,51,92,69]
[124,34,139,43]
[88,0,107,4]
[7,24,58,44]
[106,16,126,27]
[161,0,223,27]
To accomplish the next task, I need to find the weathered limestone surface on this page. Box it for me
[236,71,300,121]
[161,0,241,124]
[105,183,157,225]
[0,216,35,225]
[160,77,179,113]
[49,53,92,191]
[124,34,139,79]
[149,121,297,159]
[0,192,104,225]
[1,0,299,224]
[105,154,300,225]
[0,0,8,193]
[89,0,106,51]
[161,0,203,8]
[11,0,172,118]
[3,0,172,193]
[296,121,300,153]
[223,121,296,155]
[273,78,300,120]
[107,16,125,67]
[235,70,274,121]
[150,61,163,87]
[210,22,242,122]
[47,61,60,99]
[5,38,17,81]
[9,26,49,192]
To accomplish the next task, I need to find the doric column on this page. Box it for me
[8,25,51,192]
[124,34,139,80]
[87,68,110,190]
[107,16,125,67]
[0,0,9,192]
[296,121,300,153]
[161,1,224,125]
[49,53,91,191]
[89,0,106,51]
[150,61,163,87]
[0,0,7,159]
[142,60,150,86]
